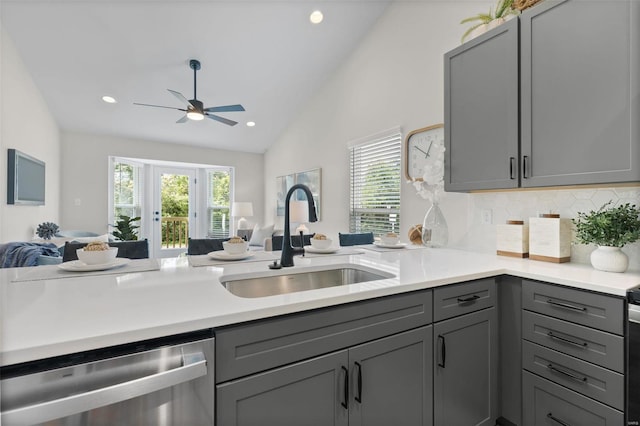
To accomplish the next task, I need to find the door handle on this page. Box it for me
[457,294,479,304]
[547,363,588,383]
[546,412,572,426]
[509,157,516,179]
[354,362,362,403]
[1,352,207,425]
[547,331,588,348]
[341,366,349,409]
[437,335,446,368]
[546,299,587,312]
[522,155,529,179]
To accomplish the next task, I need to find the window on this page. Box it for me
[113,159,143,221]
[349,128,402,235]
[207,168,232,238]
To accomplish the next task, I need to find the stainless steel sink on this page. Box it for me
[221,266,392,298]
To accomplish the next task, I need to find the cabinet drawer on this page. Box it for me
[216,290,433,383]
[522,280,624,335]
[523,371,623,426]
[522,311,623,373]
[522,340,624,410]
[433,278,496,322]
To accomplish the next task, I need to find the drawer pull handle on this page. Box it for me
[354,361,362,403]
[547,331,588,348]
[437,335,446,368]
[546,299,587,312]
[547,412,572,426]
[457,295,480,304]
[341,366,349,409]
[547,363,588,383]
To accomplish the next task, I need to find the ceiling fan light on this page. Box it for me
[187,111,204,121]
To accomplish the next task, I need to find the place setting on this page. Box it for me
[363,233,410,252]
[303,234,364,257]
[189,238,279,267]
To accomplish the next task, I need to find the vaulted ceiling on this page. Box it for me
[1,0,390,153]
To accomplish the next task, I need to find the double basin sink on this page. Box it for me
[220,265,394,298]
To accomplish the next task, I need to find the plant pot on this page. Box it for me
[590,246,629,273]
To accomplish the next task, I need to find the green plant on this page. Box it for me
[573,201,640,248]
[460,0,519,43]
[111,215,141,241]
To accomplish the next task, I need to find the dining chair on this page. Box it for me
[187,238,230,255]
[271,234,315,251]
[338,232,374,246]
[63,240,149,262]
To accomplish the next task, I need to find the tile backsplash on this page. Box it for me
[458,186,640,270]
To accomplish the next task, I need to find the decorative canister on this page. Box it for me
[496,220,529,258]
[529,213,572,263]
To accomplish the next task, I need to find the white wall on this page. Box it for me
[264,2,488,240]
[60,131,264,234]
[0,28,61,242]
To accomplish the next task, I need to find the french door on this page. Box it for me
[151,166,196,258]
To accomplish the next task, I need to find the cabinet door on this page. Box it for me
[348,326,433,426]
[217,350,349,426]
[444,18,519,191]
[434,308,498,426]
[520,0,640,187]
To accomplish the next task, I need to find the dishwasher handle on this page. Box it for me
[1,352,207,426]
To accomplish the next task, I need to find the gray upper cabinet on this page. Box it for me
[520,0,640,187]
[444,18,519,191]
[445,0,640,191]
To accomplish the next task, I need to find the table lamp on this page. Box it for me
[289,200,309,234]
[232,202,254,230]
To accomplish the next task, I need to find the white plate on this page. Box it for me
[373,242,407,249]
[58,258,130,272]
[207,251,254,261]
[305,246,339,254]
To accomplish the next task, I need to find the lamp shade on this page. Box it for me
[289,201,309,223]
[232,202,253,217]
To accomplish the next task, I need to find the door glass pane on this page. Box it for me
[161,173,190,249]
[207,170,231,238]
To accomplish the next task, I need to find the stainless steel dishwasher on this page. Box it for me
[0,329,215,426]
[628,288,640,426]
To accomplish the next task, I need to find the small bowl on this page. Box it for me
[380,234,400,246]
[76,247,118,265]
[310,238,332,250]
[223,240,249,255]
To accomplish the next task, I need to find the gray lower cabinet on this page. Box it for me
[433,307,498,426]
[217,326,433,426]
[523,371,624,426]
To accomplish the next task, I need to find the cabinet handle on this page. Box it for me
[546,299,587,312]
[547,363,588,383]
[457,294,479,304]
[341,366,349,409]
[522,155,529,179]
[509,157,516,179]
[437,335,446,368]
[547,412,572,426]
[547,331,588,348]
[354,362,362,403]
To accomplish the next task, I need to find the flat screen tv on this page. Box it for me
[7,149,46,205]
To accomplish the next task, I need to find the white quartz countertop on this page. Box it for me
[2,247,639,366]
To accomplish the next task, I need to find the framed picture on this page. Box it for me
[276,168,321,219]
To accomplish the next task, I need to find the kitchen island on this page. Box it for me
[1,247,639,367]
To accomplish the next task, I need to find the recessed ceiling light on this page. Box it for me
[102,95,117,104]
[310,10,323,24]
[246,121,256,127]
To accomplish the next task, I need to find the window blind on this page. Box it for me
[349,130,401,236]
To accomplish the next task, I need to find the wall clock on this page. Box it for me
[404,123,444,181]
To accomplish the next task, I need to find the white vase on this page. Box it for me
[590,246,629,273]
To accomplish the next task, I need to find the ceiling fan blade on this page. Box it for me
[203,104,245,113]
[176,115,189,124]
[133,102,186,111]
[205,113,238,126]
[167,89,196,108]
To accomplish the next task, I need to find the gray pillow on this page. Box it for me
[249,224,274,246]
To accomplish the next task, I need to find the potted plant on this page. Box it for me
[460,0,520,43]
[573,202,640,272]
[111,215,141,241]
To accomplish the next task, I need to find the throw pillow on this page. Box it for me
[249,224,274,247]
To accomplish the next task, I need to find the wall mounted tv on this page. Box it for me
[7,149,46,205]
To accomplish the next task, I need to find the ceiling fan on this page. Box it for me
[134,59,245,126]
